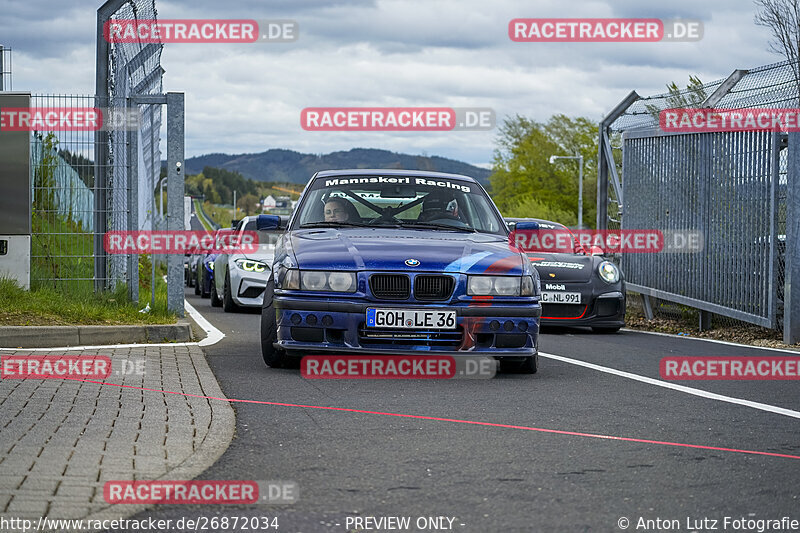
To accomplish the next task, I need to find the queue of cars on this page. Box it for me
[186,170,627,373]
[186,216,282,312]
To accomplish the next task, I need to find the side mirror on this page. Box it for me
[514,221,539,231]
[257,214,281,230]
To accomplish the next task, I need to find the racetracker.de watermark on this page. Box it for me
[300,107,495,131]
[660,357,800,380]
[661,108,800,132]
[509,229,704,254]
[2,356,111,379]
[104,480,298,504]
[0,107,142,131]
[301,356,496,379]
[1,356,148,379]
[104,19,298,43]
[509,18,703,42]
[103,230,259,255]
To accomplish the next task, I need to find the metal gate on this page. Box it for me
[598,60,799,343]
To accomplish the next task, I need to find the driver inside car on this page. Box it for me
[324,197,359,223]
[417,192,460,222]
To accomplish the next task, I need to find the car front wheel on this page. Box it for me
[261,279,287,368]
[223,271,241,313]
[500,355,537,374]
[210,277,222,307]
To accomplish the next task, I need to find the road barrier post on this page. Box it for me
[785,133,800,344]
[167,92,185,317]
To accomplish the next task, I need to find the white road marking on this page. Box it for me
[620,328,800,354]
[185,300,225,347]
[540,351,800,420]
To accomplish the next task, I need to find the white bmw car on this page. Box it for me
[211,215,283,312]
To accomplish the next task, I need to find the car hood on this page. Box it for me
[289,228,525,275]
[234,243,276,263]
[526,253,594,282]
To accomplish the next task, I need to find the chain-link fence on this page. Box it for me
[28,0,164,300]
[29,95,102,290]
[599,60,797,339]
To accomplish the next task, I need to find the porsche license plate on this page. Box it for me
[541,291,582,304]
[366,308,457,329]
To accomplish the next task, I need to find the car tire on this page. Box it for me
[210,277,222,307]
[223,271,241,313]
[261,278,287,368]
[194,273,201,295]
[592,326,621,334]
[500,354,538,374]
[200,272,210,298]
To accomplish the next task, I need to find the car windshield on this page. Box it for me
[292,175,507,235]
[242,220,282,247]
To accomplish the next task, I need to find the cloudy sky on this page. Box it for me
[0,0,784,167]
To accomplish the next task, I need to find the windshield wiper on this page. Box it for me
[397,221,476,233]
[298,221,373,229]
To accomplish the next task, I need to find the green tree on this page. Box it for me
[489,114,598,228]
[645,76,708,119]
[239,193,259,216]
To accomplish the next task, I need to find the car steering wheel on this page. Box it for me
[422,212,462,223]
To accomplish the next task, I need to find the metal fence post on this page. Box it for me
[95,1,126,292]
[167,92,185,317]
[128,99,139,303]
[597,91,639,230]
[785,132,800,343]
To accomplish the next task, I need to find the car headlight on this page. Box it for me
[521,275,539,296]
[295,270,357,293]
[467,275,525,296]
[274,266,300,290]
[598,261,620,284]
[328,272,356,292]
[235,259,268,273]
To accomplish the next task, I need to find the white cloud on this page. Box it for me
[1,0,784,166]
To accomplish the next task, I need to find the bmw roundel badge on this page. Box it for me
[405,258,420,267]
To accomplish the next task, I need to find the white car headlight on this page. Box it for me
[235,259,267,272]
[494,277,519,296]
[301,271,328,290]
[598,261,620,284]
[299,270,357,292]
[328,272,356,292]
[467,275,523,296]
[467,276,494,295]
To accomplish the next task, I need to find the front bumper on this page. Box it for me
[540,288,625,327]
[230,268,270,307]
[273,297,541,356]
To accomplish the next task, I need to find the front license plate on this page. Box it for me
[541,291,582,304]
[366,308,457,329]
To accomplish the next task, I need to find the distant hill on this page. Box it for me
[180,148,491,185]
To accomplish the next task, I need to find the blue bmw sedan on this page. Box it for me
[257,169,542,373]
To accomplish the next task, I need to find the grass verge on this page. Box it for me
[0,265,176,327]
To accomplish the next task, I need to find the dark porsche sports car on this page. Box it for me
[506,218,625,333]
[258,169,543,373]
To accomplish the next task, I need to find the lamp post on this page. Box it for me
[549,154,584,229]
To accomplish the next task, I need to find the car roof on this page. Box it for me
[505,217,567,228]
[313,168,477,183]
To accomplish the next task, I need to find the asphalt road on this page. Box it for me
[125,289,800,533]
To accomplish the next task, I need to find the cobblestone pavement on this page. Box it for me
[0,345,234,528]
